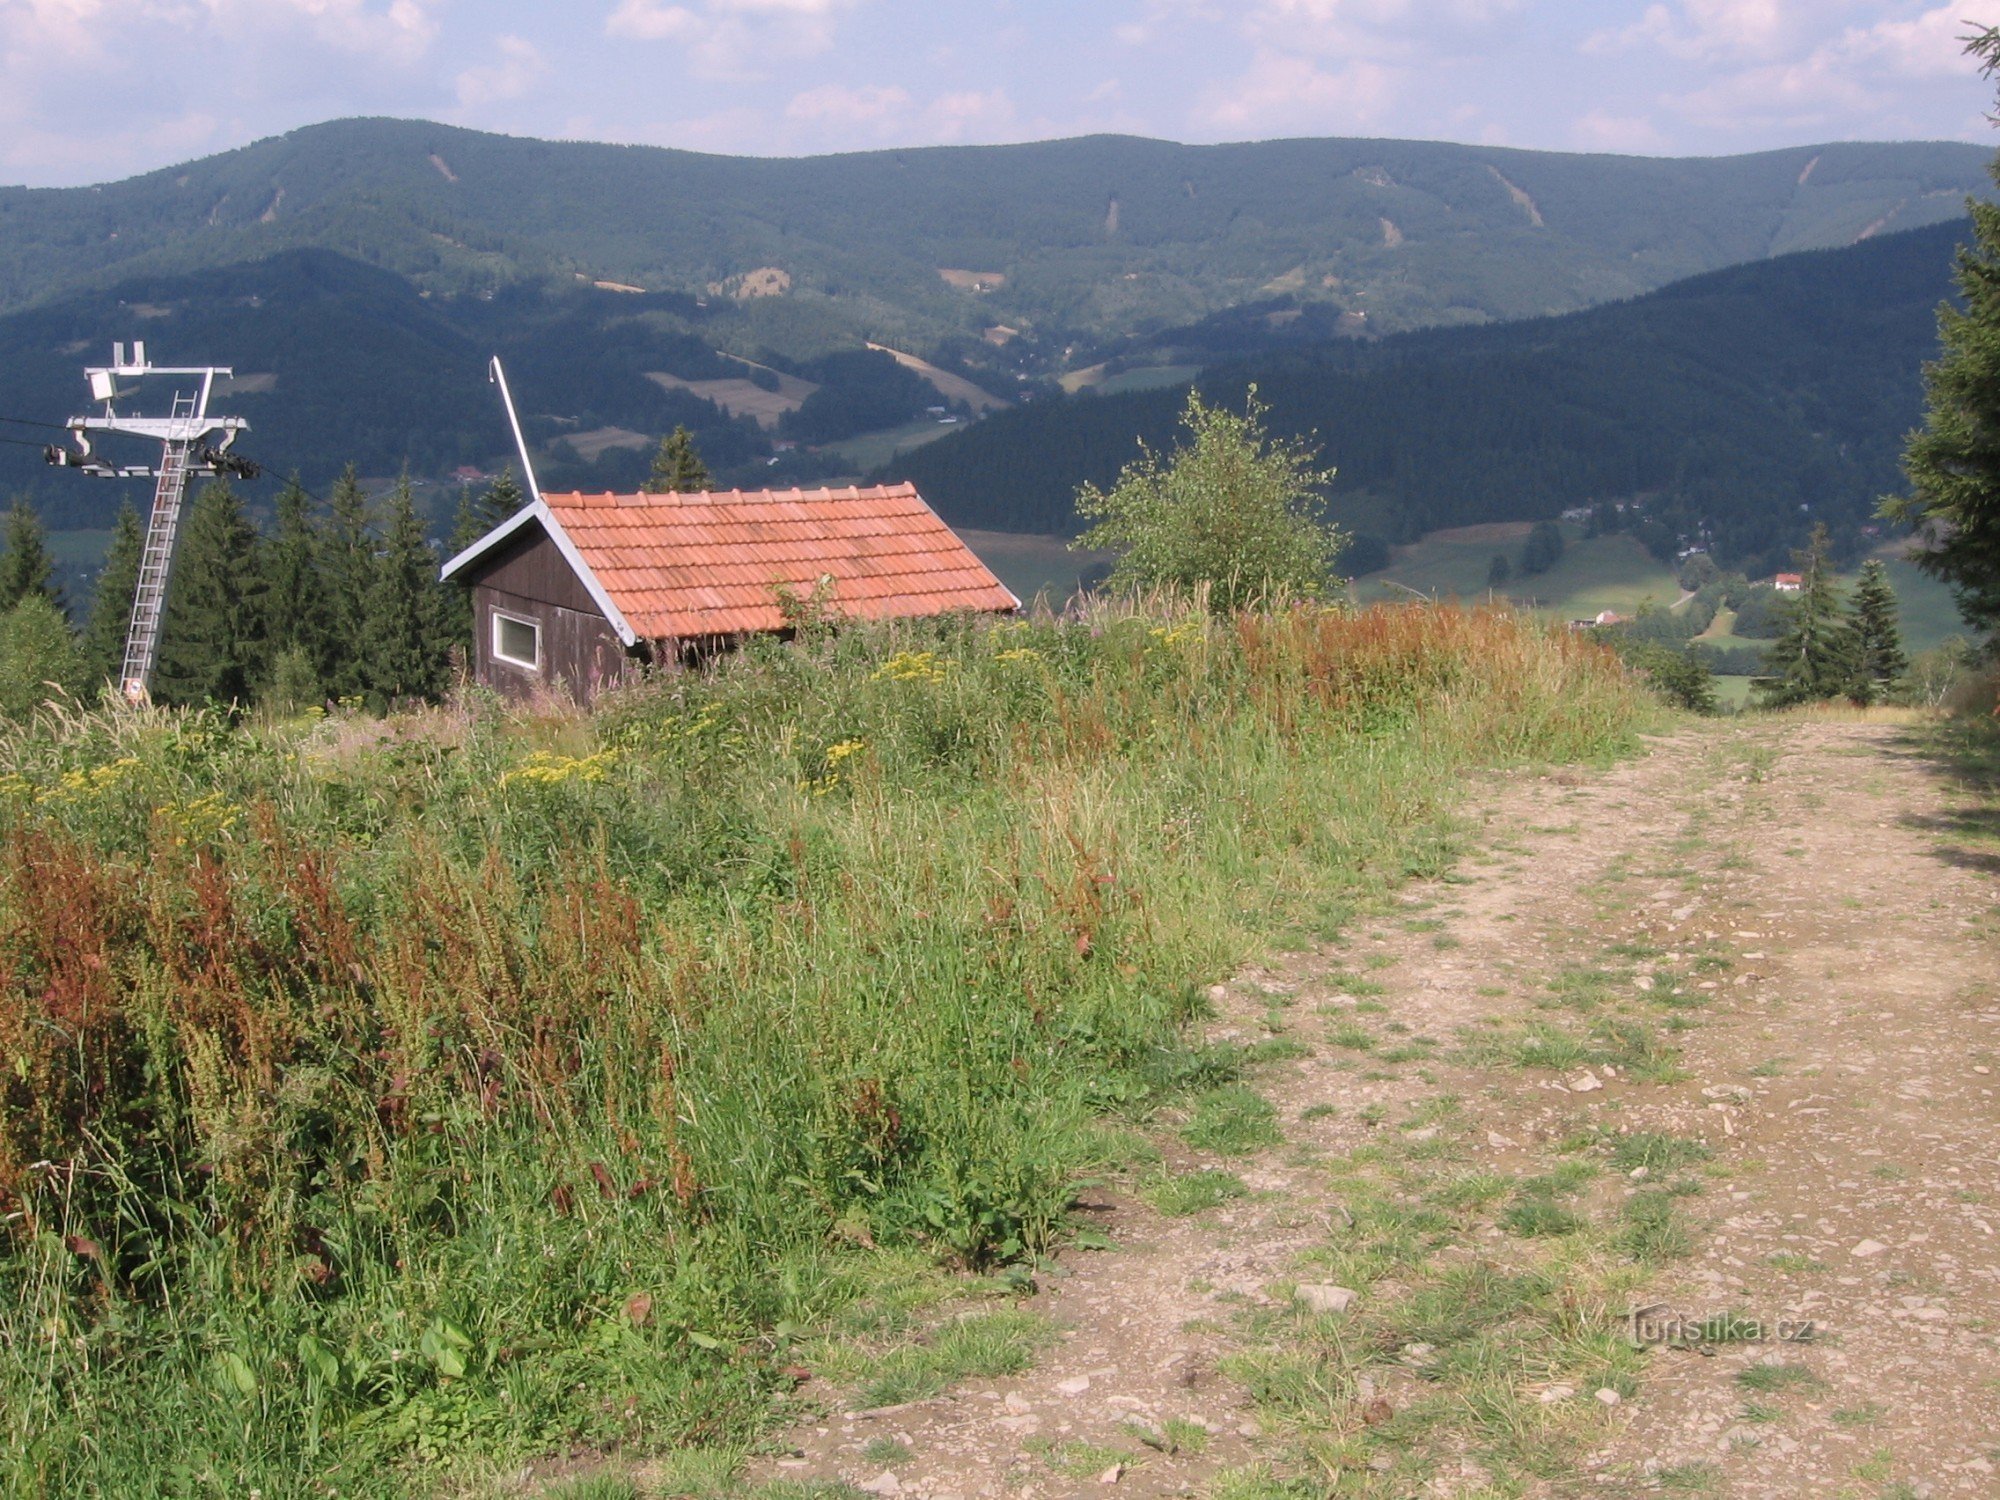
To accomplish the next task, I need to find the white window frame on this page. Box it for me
[491,609,542,672]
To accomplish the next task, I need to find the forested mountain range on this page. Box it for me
[0,118,1985,404]
[0,119,1983,570]
[899,218,1966,582]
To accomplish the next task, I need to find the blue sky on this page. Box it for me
[4,0,1999,187]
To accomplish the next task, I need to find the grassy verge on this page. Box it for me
[0,600,1647,1495]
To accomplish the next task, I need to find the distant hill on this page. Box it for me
[0,121,1987,568]
[896,219,1967,582]
[0,118,1986,377]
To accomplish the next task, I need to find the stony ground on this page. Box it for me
[680,715,1999,1500]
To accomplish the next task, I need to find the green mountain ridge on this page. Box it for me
[1,118,1987,371]
[0,119,1986,592]
[897,218,1968,582]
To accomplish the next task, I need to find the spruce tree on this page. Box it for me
[320,465,377,700]
[1849,558,1908,700]
[454,464,528,548]
[81,501,143,690]
[1486,553,1511,588]
[362,478,448,704]
[0,596,85,720]
[265,477,329,683]
[1758,524,1860,707]
[645,427,712,493]
[444,465,527,641]
[0,498,58,613]
[1886,25,2000,632]
[154,480,270,706]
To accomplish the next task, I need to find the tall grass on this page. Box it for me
[0,599,1645,1495]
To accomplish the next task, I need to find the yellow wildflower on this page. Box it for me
[1146,620,1206,651]
[873,650,952,684]
[154,791,239,847]
[499,748,621,789]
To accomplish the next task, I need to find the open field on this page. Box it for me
[1357,526,1681,619]
[563,426,653,462]
[1357,526,1969,661]
[646,370,817,428]
[956,529,1113,605]
[1058,363,1201,396]
[820,417,962,476]
[0,602,1647,1495]
[866,344,1011,414]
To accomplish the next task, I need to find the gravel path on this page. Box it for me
[728,717,1999,1500]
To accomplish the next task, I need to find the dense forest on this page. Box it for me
[0,469,493,716]
[900,219,1964,581]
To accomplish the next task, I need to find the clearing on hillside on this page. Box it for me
[645,368,818,427]
[866,342,1012,413]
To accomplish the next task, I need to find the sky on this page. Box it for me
[4,0,2000,187]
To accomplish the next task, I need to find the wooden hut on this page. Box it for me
[439,483,1018,701]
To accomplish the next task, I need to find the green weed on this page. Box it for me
[1180,1086,1283,1156]
[1144,1170,1250,1217]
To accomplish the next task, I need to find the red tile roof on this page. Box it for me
[539,483,1017,639]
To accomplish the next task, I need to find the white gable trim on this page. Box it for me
[438,499,639,648]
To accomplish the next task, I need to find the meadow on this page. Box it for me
[0,600,1649,1495]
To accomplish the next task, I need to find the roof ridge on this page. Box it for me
[552,481,921,507]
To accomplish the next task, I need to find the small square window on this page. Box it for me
[492,612,540,670]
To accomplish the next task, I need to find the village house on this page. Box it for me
[440,482,1018,701]
[1772,572,1804,592]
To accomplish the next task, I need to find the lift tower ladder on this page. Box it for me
[46,343,252,703]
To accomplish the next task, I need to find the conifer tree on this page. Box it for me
[362,478,448,704]
[452,464,528,549]
[1848,558,1908,699]
[320,465,377,700]
[0,596,85,720]
[0,498,59,613]
[445,465,527,640]
[645,426,711,493]
[1519,519,1566,576]
[1486,553,1511,588]
[264,477,330,681]
[81,502,143,690]
[154,480,270,706]
[1887,24,2000,633]
[1758,524,1860,707]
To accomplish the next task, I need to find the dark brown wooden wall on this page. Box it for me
[461,526,636,702]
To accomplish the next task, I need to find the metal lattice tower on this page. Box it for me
[47,344,255,703]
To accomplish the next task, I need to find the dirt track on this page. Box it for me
[733,717,2000,1499]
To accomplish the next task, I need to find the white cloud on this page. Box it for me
[1213,0,1525,61]
[1571,109,1672,153]
[776,82,1017,149]
[455,35,545,108]
[785,82,911,123]
[1196,50,1401,134]
[926,87,1015,142]
[1583,0,1825,63]
[1658,2,2000,132]
[605,0,858,75]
